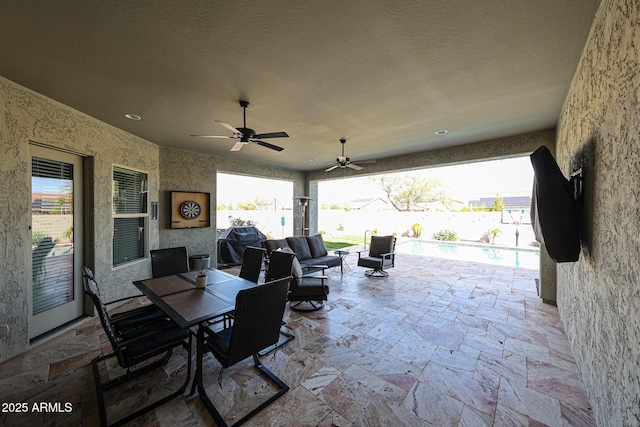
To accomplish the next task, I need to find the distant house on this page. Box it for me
[468,195,531,209]
[349,198,390,211]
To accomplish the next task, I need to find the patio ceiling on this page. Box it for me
[0,1,599,171]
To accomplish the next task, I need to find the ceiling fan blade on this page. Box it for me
[231,141,247,151]
[346,163,364,171]
[325,165,339,172]
[190,134,235,138]
[253,131,289,139]
[253,140,284,152]
[216,120,241,134]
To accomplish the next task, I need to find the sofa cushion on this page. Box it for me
[306,234,328,258]
[286,236,312,261]
[300,255,341,269]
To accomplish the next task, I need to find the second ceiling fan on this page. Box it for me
[191,100,289,152]
[325,138,375,172]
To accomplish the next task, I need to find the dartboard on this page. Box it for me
[180,200,201,219]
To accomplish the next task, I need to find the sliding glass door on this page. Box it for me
[29,145,83,339]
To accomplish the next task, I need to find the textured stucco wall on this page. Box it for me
[159,147,304,262]
[0,76,160,362]
[555,0,640,424]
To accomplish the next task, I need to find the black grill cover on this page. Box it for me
[217,226,267,265]
[530,146,580,262]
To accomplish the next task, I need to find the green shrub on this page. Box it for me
[433,229,458,241]
[410,223,423,238]
[32,230,48,246]
[228,215,256,226]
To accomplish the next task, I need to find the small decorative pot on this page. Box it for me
[195,274,208,288]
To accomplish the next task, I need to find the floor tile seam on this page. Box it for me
[424,371,499,421]
[421,358,499,397]
[494,376,531,424]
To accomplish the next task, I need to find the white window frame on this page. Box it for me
[112,164,149,267]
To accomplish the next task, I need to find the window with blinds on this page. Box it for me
[113,166,148,266]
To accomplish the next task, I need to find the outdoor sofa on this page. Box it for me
[262,234,342,271]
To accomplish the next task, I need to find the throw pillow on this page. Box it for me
[276,246,303,279]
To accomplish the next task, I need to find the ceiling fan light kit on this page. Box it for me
[191,100,289,152]
[325,138,373,172]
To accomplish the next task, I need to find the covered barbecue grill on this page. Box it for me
[217,226,267,265]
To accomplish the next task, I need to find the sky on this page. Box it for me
[217,156,534,206]
[318,156,534,204]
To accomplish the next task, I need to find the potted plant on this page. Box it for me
[195,268,208,288]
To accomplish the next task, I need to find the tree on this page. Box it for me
[492,195,504,212]
[375,174,445,211]
[236,197,273,210]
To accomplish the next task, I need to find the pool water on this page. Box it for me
[395,240,539,269]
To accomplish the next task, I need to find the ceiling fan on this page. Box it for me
[325,138,375,172]
[191,100,289,152]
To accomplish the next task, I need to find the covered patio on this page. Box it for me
[0,252,593,426]
[1,1,639,424]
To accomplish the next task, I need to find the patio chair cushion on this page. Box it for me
[294,279,330,297]
[123,320,190,363]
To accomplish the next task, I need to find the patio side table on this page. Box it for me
[334,250,350,274]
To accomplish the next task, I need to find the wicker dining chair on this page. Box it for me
[83,272,191,427]
[150,246,189,278]
[82,266,166,333]
[238,246,266,283]
[192,276,292,427]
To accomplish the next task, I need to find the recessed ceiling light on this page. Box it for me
[309,159,318,162]
[435,129,448,135]
[124,113,142,121]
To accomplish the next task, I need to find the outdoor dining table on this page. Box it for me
[132,268,259,421]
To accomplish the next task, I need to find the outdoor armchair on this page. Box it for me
[267,249,330,311]
[357,235,397,277]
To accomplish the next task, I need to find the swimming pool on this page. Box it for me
[395,240,539,269]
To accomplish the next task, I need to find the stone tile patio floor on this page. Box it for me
[0,251,595,426]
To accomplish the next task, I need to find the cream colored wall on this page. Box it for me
[555,0,640,424]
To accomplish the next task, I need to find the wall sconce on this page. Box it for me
[151,201,158,220]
